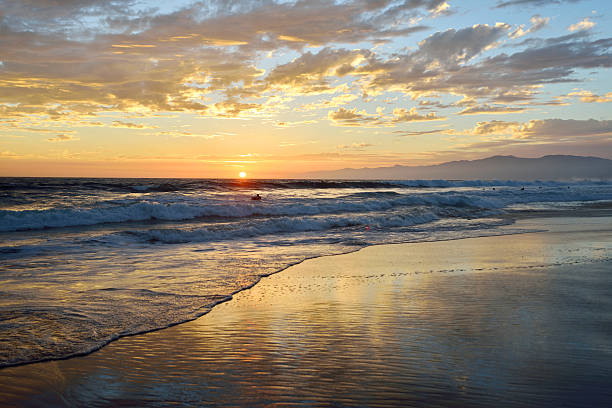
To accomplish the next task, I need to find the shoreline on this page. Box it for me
[1,208,611,370]
[1,213,611,406]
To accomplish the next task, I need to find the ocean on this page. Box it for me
[1,177,612,368]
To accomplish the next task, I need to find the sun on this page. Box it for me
[239,171,247,178]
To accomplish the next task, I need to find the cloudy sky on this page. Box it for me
[1,0,611,177]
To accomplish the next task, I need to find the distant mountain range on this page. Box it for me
[302,155,612,180]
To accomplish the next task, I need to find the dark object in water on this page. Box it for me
[521,187,525,191]
[251,194,262,201]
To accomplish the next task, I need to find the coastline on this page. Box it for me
[1,213,612,406]
[3,178,612,371]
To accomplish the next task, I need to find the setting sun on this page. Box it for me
[239,172,247,178]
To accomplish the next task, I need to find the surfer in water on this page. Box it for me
[251,194,262,201]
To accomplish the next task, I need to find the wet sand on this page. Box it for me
[2,216,612,407]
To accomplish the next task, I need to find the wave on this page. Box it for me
[2,187,611,232]
[122,211,441,244]
[3,177,611,195]
[134,179,612,191]
[397,179,612,188]
[0,191,506,232]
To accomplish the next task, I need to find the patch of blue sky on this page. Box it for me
[134,0,195,15]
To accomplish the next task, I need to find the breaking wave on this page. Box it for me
[2,183,611,232]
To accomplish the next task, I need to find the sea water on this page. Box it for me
[1,177,611,367]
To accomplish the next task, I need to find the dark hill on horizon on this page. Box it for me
[302,155,612,181]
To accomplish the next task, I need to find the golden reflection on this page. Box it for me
[111,44,156,48]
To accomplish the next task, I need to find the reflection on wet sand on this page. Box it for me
[2,217,612,407]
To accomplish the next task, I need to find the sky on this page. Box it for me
[0,0,611,178]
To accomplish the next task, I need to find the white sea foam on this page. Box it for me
[0,186,612,231]
[2,184,611,232]
[393,179,611,188]
[122,211,440,244]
